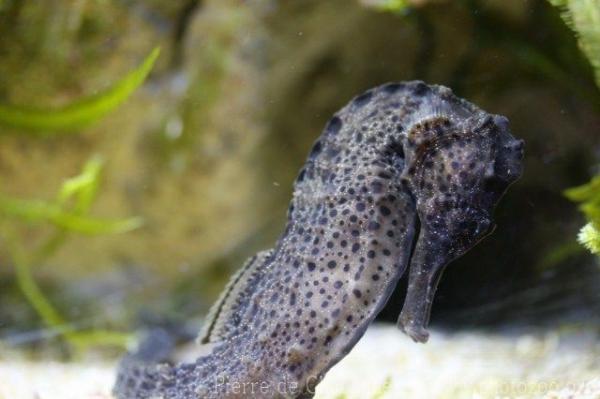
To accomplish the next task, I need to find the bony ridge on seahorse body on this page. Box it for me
[114,80,524,399]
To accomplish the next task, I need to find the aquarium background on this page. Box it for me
[0,0,599,385]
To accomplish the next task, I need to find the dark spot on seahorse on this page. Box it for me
[326,116,342,135]
[309,141,323,158]
[370,181,383,193]
[368,221,380,231]
[413,82,430,96]
[353,91,373,107]
[297,168,306,183]
[382,82,404,93]
[385,139,405,159]
[140,381,155,391]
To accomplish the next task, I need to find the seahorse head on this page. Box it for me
[398,102,523,343]
[403,110,524,259]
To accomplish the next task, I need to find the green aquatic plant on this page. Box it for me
[371,376,392,399]
[0,156,142,352]
[577,223,600,254]
[548,0,600,87]
[364,0,412,14]
[0,46,159,352]
[376,0,411,13]
[0,47,160,133]
[565,174,600,255]
[330,376,392,399]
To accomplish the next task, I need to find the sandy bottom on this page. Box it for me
[1,324,599,399]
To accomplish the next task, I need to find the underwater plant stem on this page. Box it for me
[5,229,132,352]
[5,229,68,330]
[68,330,132,351]
[31,230,68,266]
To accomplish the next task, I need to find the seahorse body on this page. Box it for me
[114,81,524,399]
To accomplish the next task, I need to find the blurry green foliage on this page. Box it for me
[0,47,160,133]
[0,44,159,352]
[548,0,600,87]
[330,376,391,399]
[371,377,392,399]
[0,195,143,235]
[0,156,142,352]
[369,0,411,14]
[577,223,600,254]
[565,175,600,255]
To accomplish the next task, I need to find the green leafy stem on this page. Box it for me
[0,47,160,132]
[565,175,600,255]
[0,156,141,352]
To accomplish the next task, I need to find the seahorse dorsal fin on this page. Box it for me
[198,249,274,344]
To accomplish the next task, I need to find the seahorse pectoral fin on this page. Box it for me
[397,231,449,343]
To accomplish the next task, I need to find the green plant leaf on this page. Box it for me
[0,47,160,132]
[4,229,67,328]
[548,0,600,87]
[565,172,600,256]
[57,155,104,213]
[367,0,411,14]
[0,195,143,234]
[564,175,600,201]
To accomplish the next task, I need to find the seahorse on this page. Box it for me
[114,81,524,399]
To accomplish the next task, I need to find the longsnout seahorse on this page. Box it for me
[114,81,524,399]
